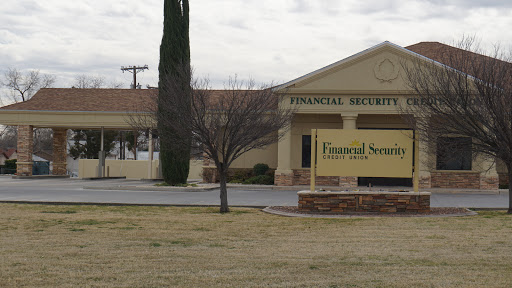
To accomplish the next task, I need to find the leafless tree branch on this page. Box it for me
[128,67,296,212]
[73,74,105,89]
[399,36,512,213]
[2,68,55,103]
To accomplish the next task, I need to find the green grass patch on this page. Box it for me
[116,226,138,230]
[69,228,85,232]
[478,210,511,218]
[229,210,253,215]
[41,210,77,214]
[72,220,103,225]
[170,239,194,247]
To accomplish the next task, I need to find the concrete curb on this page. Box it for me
[82,183,279,192]
[12,175,70,179]
[0,200,266,208]
[81,177,127,180]
[83,185,219,192]
[262,207,479,218]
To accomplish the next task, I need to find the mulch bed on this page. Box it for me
[264,206,476,218]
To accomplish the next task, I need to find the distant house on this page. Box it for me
[33,150,53,162]
[0,148,17,165]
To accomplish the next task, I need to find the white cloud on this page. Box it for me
[1,0,512,105]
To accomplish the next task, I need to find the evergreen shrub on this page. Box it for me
[228,169,252,183]
[253,163,269,176]
[243,175,274,185]
[4,159,16,170]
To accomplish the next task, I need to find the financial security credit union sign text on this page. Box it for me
[315,129,414,178]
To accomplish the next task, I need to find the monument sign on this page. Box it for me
[315,129,413,177]
[310,129,418,192]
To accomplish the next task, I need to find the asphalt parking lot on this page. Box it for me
[0,175,509,208]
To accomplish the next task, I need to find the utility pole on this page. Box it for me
[120,65,148,89]
[120,65,148,160]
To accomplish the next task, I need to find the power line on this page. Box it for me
[120,65,148,89]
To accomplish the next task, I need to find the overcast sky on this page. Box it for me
[2,0,512,104]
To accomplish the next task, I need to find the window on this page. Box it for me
[302,135,311,168]
[436,137,472,170]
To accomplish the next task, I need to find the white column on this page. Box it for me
[341,113,358,129]
[98,126,105,178]
[100,126,104,148]
[276,127,293,174]
[148,131,153,179]
[340,113,358,187]
[414,119,432,189]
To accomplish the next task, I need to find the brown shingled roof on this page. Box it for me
[0,88,157,112]
[405,41,512,77]
[405,42,459,62]
[0,88,270,113]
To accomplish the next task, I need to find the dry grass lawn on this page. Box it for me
[0,204,511,287]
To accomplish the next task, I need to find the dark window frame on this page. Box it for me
[302,135,311,168]
[436,137,472,170]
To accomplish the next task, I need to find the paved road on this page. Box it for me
[0,176,509,208]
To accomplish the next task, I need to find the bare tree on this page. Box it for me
[33,128,54,153]
[400,37,512,213]
[73,74,105,88]
[130,70,295,213]
[1,68,56,154]
[73,74,124,89]
[0,125,17,149]
[2,67,56,103]
[109,81,124,89]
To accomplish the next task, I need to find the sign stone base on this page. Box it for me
[298,191,430,213]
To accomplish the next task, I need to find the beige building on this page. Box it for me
[236,41,500,189]
[0,89,156,178]
[0,41,503,189]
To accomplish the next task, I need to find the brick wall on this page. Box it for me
[431,171,498,189]
[52,128,67,175]
[292,169,339,186]
[205,166,498,190]
[419,176,431,189]
[298,191,430,213]
[288,170,358,187]
[339,176,358,187]
[275,173,293,186]
[16,125,33,176]
[431,172,479,189]
[261,170,358,187]
[480,176,499,190]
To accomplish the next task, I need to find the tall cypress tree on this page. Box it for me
[158,0,191,185]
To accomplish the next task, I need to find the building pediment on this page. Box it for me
[277,41,427,94]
